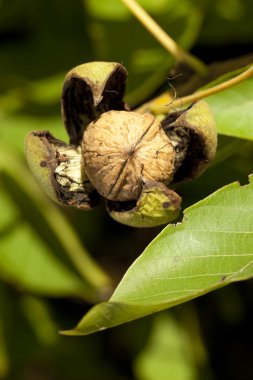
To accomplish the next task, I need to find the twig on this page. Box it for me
[136,65,253,115]
[121,0,207,75]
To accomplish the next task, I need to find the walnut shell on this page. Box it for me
[82,110,176,201]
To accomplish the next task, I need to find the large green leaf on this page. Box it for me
[63,175,253,335]
[206,71,253,141]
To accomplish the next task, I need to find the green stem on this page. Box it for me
[137,65,253,115]
[0,148,112,299]
[121,0,208,75]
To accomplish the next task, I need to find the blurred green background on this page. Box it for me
[1,0,253,379]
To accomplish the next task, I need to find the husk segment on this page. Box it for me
[62,62,128,145]
[25,131,100,209]
[107,182,181,228]
[162,101,217,183]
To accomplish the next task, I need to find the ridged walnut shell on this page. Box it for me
[82,110,176,202]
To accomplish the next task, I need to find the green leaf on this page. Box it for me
[0,147,112,301]
[63,175,253,335]
[0,184,88,298]
[206,72,253,141]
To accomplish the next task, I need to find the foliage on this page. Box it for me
[0,0,253,379]
[65,176,253,335]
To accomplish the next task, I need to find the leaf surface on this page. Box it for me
[0,184,88,298]
[64,175,253,335]
[0,147,111,301]
[206,71,253,140]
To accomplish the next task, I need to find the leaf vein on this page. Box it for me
[184,229,253,234]
[130,289,202,300]
[153,272,234,280]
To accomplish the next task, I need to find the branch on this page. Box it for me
[136,65,253,115]
[121,0,207,75]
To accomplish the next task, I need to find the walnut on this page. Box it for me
[25,61,217,227]
[82,110,175,201]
